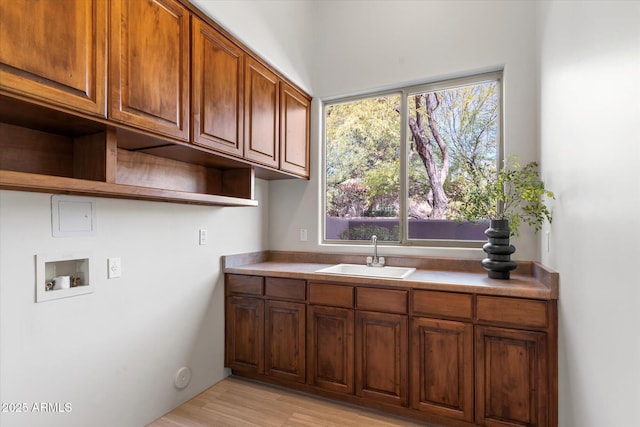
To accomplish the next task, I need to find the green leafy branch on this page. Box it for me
[458,156,555,236]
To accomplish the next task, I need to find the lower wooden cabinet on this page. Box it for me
[475,326,548,427]
[225,296,264,374]
[226,275,306,385]
[306,305,355,394]
[265,300,305,383]
[411,317,473,421]
[225,274,557,427]
[356,311,408,406]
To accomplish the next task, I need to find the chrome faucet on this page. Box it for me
[366,235,385,267]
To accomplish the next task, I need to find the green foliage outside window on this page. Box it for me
[338,225,400,241]
[325,72,511,243]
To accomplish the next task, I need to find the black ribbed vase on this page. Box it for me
[481,219,517,280]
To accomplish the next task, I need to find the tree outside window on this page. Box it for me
[324,72,501,245]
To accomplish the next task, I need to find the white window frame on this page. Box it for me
[321,70,504,248]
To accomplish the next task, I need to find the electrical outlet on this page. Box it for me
[108,257,122,279]
[199,229,208,245]
[300,229,308,241]
[546,231,550,252]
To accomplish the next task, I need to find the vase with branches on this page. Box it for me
[458,156,555,279]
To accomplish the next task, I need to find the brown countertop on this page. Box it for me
[223,251,559,300]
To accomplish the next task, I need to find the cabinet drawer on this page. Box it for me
[476,296,548,329]
[265,277,306,301]
[308,283,354,308]
[226,274,264,296]
[412,290,472,320]
[357,287,408,314]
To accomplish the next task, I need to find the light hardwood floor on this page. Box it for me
[147,376,436,427]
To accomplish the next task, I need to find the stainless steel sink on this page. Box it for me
[315,263,416,279]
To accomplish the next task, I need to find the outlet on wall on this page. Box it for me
[546,231,550,252]
[199,229,208,245]
[107,257,122,279]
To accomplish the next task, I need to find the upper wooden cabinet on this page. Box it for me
[0,0,107,116]
[280,82,311,178]
[243,62,311,177]
[244,57,280,169]
[192,18,244,157]
[1,0,311,207]
[109,0,190,141]
[191,18,310,179]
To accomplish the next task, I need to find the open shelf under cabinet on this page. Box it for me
[0,121,257,206]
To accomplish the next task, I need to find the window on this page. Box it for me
[323,71,502,246]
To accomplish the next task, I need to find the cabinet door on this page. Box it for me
[244,58,279,168]
[356,311,408,406]
[225,296,264,374]
[476,326,548,427]
[192,18,244,157]
[411,317,473,422]
[0,0,107,116]
[109,0,190,140]
[307,305,354,394]
[265,300,305,383]
[279,82,310,178]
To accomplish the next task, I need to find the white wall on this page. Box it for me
[4,1,638,426]
[1,1,312,425]
[538,1,640,426]
[272,0,544,260]
[191,0,314,93]
[195,0,543,259]
[198,2,640,426]
[0,181,269,427]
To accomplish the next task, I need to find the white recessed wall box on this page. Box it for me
[51,195,96,237]
[36,252,94,303]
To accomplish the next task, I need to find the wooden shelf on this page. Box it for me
[0,170,257,207]
[0,121,257,206]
